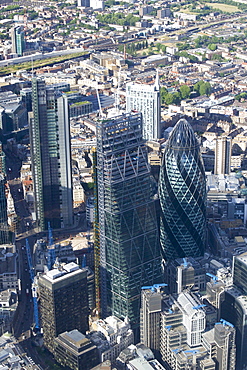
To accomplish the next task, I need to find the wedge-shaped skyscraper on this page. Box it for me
[159,118,206,261]
[96,112,163,336]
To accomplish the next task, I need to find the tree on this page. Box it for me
[160,87,168,104]
[156,43,162,52]
[173,92,181,105]
[208,43,217,51]
[164,93,174,105]
[194,80,204,94]
[179,85,191,99]
[199,82,211,96]
[161,45,166,53]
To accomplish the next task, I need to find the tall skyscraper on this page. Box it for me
[30,79,73,230]
[10,26,25,56]
[159,118,206,261]
[221,252,247,369]
[0,174,9,245]
[96,112,163,336]
[126,73,161,141]
[38,263,89,353]
[214,136,232,175]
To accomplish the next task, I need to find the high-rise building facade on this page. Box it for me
[38,263,89,353]
[30,79,73,230]
[140,288,162,355]
[233,252,247,294]
[11,26,25,56]
[214,136,232,175]
[159,118,206,261]
[54,330,99,370]
[221,287,247,370]
[0,174,9,245]
[96,112,163,335]
[126,74,160,141]
[90,0,104,10]
[77,0,90,6]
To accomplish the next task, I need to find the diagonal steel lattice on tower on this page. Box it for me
[159,118,207,261]
[95,112,163,337]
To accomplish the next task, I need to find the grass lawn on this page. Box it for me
[205,2,240,12]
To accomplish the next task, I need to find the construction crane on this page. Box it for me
[141,283,168,292]
[192,304,206,310]
[184,350,199,355]
[172,348,183,354]
[206,272,218,283]
[47,222,55,271]
[25,238,40,332]
[183,258,188,268]
[215,319,234,328]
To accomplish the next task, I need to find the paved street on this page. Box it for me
[4,149,88,369]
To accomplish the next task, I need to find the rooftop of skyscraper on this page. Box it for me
[168,118,200,151]
[42,262,85,282]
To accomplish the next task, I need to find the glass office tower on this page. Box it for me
[30,79,73,231]
[96,112,163,335]
[159,118,206,261]
[11,26,25,56]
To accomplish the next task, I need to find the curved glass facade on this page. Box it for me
[159,118,206,261]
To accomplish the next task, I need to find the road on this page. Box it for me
[4,149,89,369]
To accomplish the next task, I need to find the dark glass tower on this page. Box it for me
[96,112,163,335]
[30,78,73,231]
[0,174,9,244]
[159,118,206,261]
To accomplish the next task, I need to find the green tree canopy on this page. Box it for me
[179,85,191,99]
[208,43,217,51]
[199,82,211,96]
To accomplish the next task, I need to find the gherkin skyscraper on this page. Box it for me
[96,112,163,336]
[159,118,206,261]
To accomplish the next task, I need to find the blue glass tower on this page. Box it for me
[159,118,206,261]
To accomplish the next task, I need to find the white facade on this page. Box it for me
[214,136,232,175]
[177,292,206,347]
[91,316,134,363]
[126,75,161,141]
[90,0,104,10]
[57,95,74,228]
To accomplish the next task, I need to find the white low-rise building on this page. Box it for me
[90,316,134,363]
